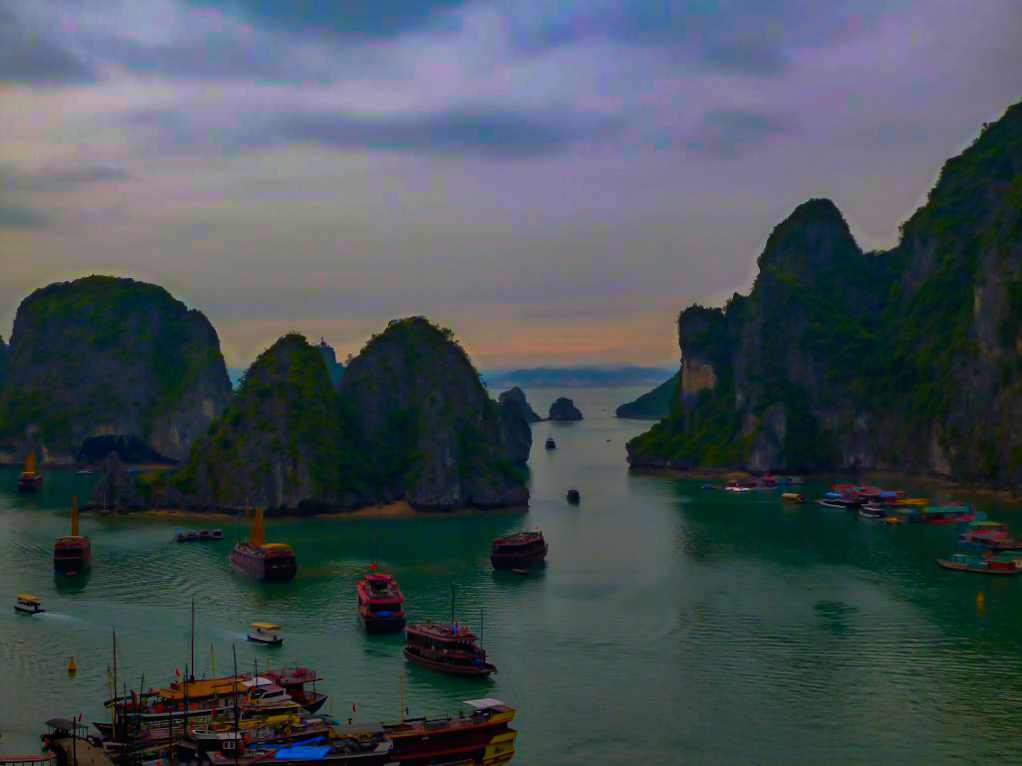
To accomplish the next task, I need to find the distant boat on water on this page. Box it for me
[545,437,556,450]
[357,565,406,633]
[53,497,91,576]
[17,452,43,492]
[491,530,547,570]
[230,508,296,582]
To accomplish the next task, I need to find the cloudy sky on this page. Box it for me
[1,0,1020,369]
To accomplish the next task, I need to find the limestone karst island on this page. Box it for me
[2,2,1022,763]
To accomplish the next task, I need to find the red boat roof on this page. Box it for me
[407,622,479,643]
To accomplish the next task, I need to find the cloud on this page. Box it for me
[279,108,619,158]
[687,109,792,157]
[6,164,131,192]
[122,104,619,159]
[0,206,49,229]
[0,6,96,85]
[186,0,474,40]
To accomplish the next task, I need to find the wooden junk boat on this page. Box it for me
[490,530,547,570]
[95,668,327,741]
[17,451,43,492]
[53,497,91,576]
[404,622,497,678]
[357,566,406,633]
[383,698,517,766]
[230,508,297,582]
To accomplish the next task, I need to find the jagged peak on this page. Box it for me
[756,197,861,276]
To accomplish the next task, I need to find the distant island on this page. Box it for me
[483,366,675,389]
[629,100,1022,491]
[616,372,679,420]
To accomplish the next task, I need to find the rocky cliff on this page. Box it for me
[0,276,232,465]
[316,338,344,388]
[499,386,542,423]
[339,317,530,510]
[616,372,679,419]
[156,318,531,512]
[629,100,1022,487]
[0,336,8,389]
[549,397,583,421]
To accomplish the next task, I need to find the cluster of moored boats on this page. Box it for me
[32,651,518,766]
[711,479,1022,576]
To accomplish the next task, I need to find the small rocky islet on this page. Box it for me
[548,397,583,421]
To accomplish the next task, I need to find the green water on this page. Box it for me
[4,386,1022,764]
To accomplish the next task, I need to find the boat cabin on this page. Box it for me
[404,622,497,677]
[246,622,283,646]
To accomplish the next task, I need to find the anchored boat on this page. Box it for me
[404,622,497,678]
[230,508,297,582]
[937,552,1022,575]
[16,452,43,492]
[53,497,91,576]
[490,530,547,570]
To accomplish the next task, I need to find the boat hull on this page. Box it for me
[937,559,1022,575]
[17,475,43,492]
[402,647,496,677]
[490,542,548,571]
[230,545,297,582]
[14,604,45,614]
[361,613,407,633]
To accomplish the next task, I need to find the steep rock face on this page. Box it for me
[339,317,530,510]
[159,333,356,511]
[0,276,232,465]
[0,336,8,389]
[316,339,345,388]
[498,386,541,423]
[90,452,146,511]
[616,372,679,419]
[629,100,1022,487]
[549,397,583,421]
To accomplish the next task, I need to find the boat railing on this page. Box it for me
[0,756,58,766]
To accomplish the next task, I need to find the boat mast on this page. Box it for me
[232,644,240,766]
[190,596,196,681]
[450,583,455,628]
[111,629,118,738]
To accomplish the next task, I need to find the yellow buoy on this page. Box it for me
[67,656,77,675]
[976,592,986,615]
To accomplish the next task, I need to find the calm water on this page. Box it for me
[3,385,1022,764]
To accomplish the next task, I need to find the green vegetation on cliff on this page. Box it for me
[615,372,679,419]
[629,100,1022,483]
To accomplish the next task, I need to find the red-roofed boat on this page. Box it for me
[357,567,406,633]
[53,497,91,576]
[404,623,496,677]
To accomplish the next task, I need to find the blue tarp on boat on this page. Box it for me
[272,746,330,760]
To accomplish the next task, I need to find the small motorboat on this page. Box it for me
[545,437,556,450]
[781,492,804,504]
[186,530,200,542]
[211,529,224,540]
[15,593,45,614]
[566,488,580,504]
[198,529,213,541]
[247,622,284,646]
[175,529,188,543]
[937,552,1022,575]
[859,504,888,520]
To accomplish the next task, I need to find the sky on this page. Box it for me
[1,0,1020,369]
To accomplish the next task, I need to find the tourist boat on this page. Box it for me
[206,724,394,766]
[490,530,547,570]
[192,713,330,756]
[14,593,45,614]
[937,552,1022,575]
[212,529,224,540]
[566,488,581,504]
[404,622,497,677]
[781,492,804,504]
[53,497,91,576]
[545,437,556,450]
[247,622,284,646]
[859,504,888,520]
[921,505,975,525]
[383,698,517,766]
[816,498,848,510]
[262,667,328,714]
[96,668,328,740]
[16,452,43,492]
[959,521,1021,550]
[230,508,297,582]
[357,566,406,633]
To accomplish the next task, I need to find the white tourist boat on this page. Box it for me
[246,622,284,646]
[14,593,45,614]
